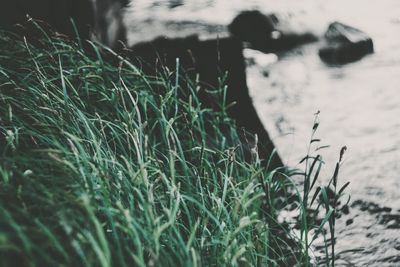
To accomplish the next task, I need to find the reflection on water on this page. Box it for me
[126,0,400,265]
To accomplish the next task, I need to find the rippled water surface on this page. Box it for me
[125,0,400,265]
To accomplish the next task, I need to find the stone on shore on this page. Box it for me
[319,22,374,64]
[228,10,278,47]
[228,10,317,53]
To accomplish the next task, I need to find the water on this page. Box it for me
[125,1,400,265]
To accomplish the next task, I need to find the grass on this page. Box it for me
[0,28,348,266]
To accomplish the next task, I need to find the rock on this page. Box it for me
[228,10,317,52]
[319,22,374,64]
[228,10,278,47]
[130,36,283,169]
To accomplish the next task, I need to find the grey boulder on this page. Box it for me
[319,22,374,64]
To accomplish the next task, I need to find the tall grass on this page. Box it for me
[0,29,347,266]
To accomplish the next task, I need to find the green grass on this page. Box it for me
[0,29,347,266]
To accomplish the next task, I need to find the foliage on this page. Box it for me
[0,30,347,266]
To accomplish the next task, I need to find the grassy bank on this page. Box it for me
[0,30,344,266]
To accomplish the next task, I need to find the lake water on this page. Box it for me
[125,0,400,265]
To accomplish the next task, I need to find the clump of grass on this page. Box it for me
[292,113,350,266]
[0,29,347,266]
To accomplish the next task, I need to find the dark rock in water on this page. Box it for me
[228,10,317,53]
[228,10,278,46]
[131,36,283,169]
[319,22,374,64]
